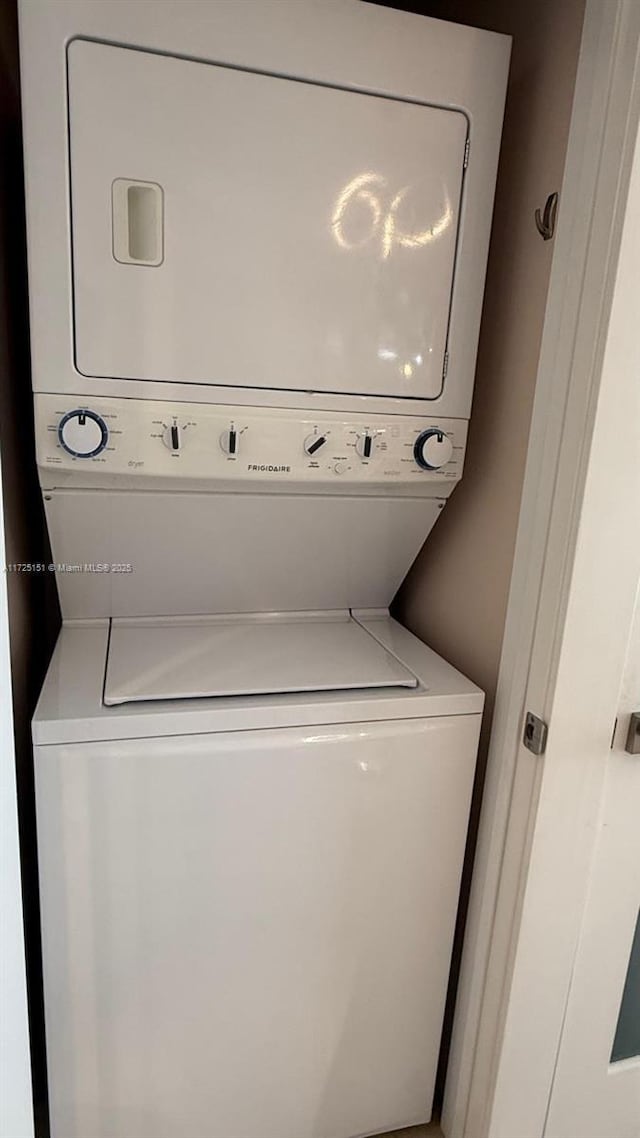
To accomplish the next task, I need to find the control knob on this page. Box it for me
[355,433,375,460]
[413,429,454,471]
[58,409,108,458]
[220,427,239,456]
[304,432,328,457]
[163,423,185,452]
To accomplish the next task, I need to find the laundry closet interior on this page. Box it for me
[0,0,586,1136]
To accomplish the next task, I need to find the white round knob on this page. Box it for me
[414,429,453,471]
[355,433,375,460]
[220,428,239,456]
[334,461,349,475]
[304,432,328,457]
[58,410,108,458]
[163,423,183,451]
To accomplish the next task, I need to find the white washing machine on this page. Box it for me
[33,612,483,1138]
[19,1,509,1134]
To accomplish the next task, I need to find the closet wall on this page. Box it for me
[392,0,586,805]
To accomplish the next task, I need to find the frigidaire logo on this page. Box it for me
[248,464,291,473]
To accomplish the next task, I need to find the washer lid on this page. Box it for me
[104,613,418,706]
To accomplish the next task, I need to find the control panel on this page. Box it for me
[35,395,467,492]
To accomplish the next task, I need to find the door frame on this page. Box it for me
[443,2,640,1135]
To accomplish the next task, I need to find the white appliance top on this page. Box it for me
[104,613,417,705]
[33,614,484,745]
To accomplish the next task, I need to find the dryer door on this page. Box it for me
[67,40,467,402]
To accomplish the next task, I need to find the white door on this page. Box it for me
[544,583,640,1138]
[455,51,640,1137]
[35,714,479,1138]
[67,40,467,401]
[541,83,640,1138]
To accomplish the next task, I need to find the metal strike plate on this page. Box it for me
[523,711,548,756]
[625,712,640,755]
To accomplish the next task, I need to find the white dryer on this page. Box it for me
[33,612,483,1138]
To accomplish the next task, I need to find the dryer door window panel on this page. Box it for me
[67,40,467,400]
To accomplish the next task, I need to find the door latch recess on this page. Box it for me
[625,712,640,755]
[523,711,548,756]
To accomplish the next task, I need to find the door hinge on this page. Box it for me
[442,351,449,381]
[523,711,548,756]
[464,137,470,170]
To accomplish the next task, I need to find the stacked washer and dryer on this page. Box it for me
[19,2,509,1136]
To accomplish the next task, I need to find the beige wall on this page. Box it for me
[395,0,586,769]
